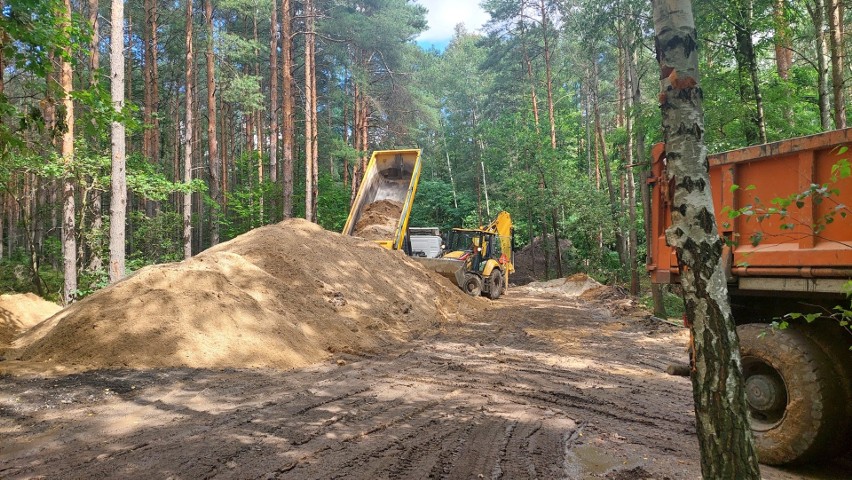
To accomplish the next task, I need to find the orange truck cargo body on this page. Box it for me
[648,128,852,293]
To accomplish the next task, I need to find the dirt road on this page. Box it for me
[1,292,847,479]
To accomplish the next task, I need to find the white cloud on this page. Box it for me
[415,0,490,42]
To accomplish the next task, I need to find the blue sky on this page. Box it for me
[414,1,490,51]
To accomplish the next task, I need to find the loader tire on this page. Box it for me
[462,274,482,297]
[487,270,503,300]
[737,324,845,465]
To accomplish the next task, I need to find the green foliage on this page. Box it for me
[640,289,685,318]
[772,281,852,347]
[0,254,62,302]
[409,180,475,231]
[128,210,185,265]
[316,174,350,232]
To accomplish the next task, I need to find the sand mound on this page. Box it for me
[7,219,480,370]
[0,294,61,348]
[511,236,572,285]
[353,200,402,240]
[516,273,603,298]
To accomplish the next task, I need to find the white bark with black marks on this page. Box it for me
[653,1,760,477]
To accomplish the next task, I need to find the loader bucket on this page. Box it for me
[412,257,466,288]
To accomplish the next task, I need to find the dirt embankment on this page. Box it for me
[3,218,480,372]
[511,235,572,285]
[352,200,402,241]
[0,293,61,349]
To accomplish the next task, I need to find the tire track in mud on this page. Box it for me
[1,295,707,480]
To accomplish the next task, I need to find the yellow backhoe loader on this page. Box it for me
[416,211,515,299]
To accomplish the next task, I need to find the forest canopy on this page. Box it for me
[0,0,848,303]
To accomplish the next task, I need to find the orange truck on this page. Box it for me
[648,128,852,465]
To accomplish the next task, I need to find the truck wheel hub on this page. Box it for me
[745,373,786,417]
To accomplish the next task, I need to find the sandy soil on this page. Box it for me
[353,200,403,241]
[0,294,61,347]
[2,290,846,479]
[2,219,477,371]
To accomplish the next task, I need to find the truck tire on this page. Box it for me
[462,274,482,297]
[737,324,845,465]
[487,270,503,300]
[799,322,852,457]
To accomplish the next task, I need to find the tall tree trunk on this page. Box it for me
[183,0,194,259]
[733,0,766,144]
[60,0,76,305]
[304,0,316,222]
[539,0,556,150]
[471,108,490,218]
[773,0,793,80]
[88,0,103,272]
[109,0,126,282]
[827,0,846,128]
[311,40,318,220]
[593,71,626,266]
[269,0,279,184]
[520,20,540,132]
[625,31,639,296]
[205,0,220,245]
[281,0,294,218]
[142,0,160,215]
[808,0,832,130]
[652,2,760,477]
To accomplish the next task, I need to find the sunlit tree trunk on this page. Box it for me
[269,0,279,184]
[539,0,556,150]
[281,0,294,218]
[304,0,316,222]
[60,0,76,304]
[808,0,832,130]
[183,0,194,259]
[625,29,639,296]
[109,0,126,283]
[773,0,793,80]
[653,1,760,477]
[205,0,220,245]
[827,0,846,128]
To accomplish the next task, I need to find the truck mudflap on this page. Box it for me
[411,257,466,288]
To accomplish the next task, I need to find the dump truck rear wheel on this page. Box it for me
[462,275,482,297]
[737,324,844,465]
[488,270,503,300]
[799,322,852,458]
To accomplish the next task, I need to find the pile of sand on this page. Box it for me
[0,294,61,348]
[353,200,402,241]
[511,236,572,285]
[517,273,605,298]
[6,219,480,370]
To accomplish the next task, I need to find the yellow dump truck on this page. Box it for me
[342,149,422,251]
[342,149,514,300]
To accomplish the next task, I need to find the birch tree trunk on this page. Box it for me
[109,0,126,282]
[205,0,221,245]
[183,0,194,259]
[653,1,760,477]
[60,0,76,304]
